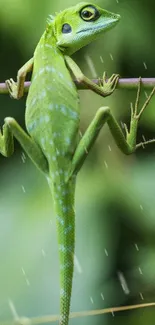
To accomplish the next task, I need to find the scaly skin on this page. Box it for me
[25,30,79,325]
[24,6,120,324]
[28,41,78,324]
[4,3,155,325]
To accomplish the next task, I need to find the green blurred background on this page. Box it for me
[0,0,155,324]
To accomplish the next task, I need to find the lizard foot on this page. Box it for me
[5,78,19,99]
[123,77,155,150]
[98,71,119,96]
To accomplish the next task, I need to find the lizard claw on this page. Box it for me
[131,77,155,120]
[99,72,119,96]
[5,78,18,99]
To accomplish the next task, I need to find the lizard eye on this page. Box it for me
[62,23,72,34]
[80,5,100,22]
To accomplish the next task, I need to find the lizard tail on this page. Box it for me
[48,176,76,325]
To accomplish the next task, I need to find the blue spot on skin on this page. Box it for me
[53,132,58,138]
[47,85,53,91]
[45,65,56,73]
[39,90,46,99]
[59,245,73,253]
[60,262,72,270]
[56,149,60,156]
[27,120,37,132]
[49,103,54,111]
[62,206,68,213]
[39,68,45,75]
[59,245,66,252]
[44,115,50,123]
[60,289,69,298]
[64,225,72,234]
[40,116,45,123]
[58,72,64,79]
[68,108,79,120]
[62,189,68,196]
[60,105,67,115]
[60,315,68,323]
[67,81,74,88]
[41,138,45,145]
[52,156,56,161]
[60,288,65,296]
[65,137,71,145]
[64,171,68,178]
[31,97,37,106]
[49,139,54,145]
[56,215,64,225]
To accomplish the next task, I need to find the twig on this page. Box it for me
[3,302,155,325]
[0,78,155,95]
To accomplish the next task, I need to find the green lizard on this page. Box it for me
[1,2,155,325]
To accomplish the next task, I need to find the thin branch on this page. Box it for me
[0,78,155,95]
[3,302,155,325]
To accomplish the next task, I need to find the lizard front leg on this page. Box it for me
[68,78,155,178]
[0,117,49,175]
[0,123,14,157]
[65,55,119,97]
[6,57,34,99]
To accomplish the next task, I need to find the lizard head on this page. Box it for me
[50,2,120,55]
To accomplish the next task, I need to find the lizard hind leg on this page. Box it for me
[2,117,49,174]
[68,79,155,178]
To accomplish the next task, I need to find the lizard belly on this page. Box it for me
[25,61,80,172]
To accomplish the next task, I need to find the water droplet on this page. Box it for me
[117,271,130,294]
[85,55,97,78]
[104,248,108,256]
[109,53,114,61]
[21,267,26,276]
[90,296,94,304]
[104,161,108,169]
[74,254,82,274]
[100,293,104,300]
[42,249,46,257]
[100,56,104,63]
[134,243,139,251]
[143,62,147,70]
[21,185,26,193]
[21,152,26,163]
[139,292,144,300]
[26,278,30,286]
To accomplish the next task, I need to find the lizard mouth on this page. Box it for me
[76,18,120,34]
